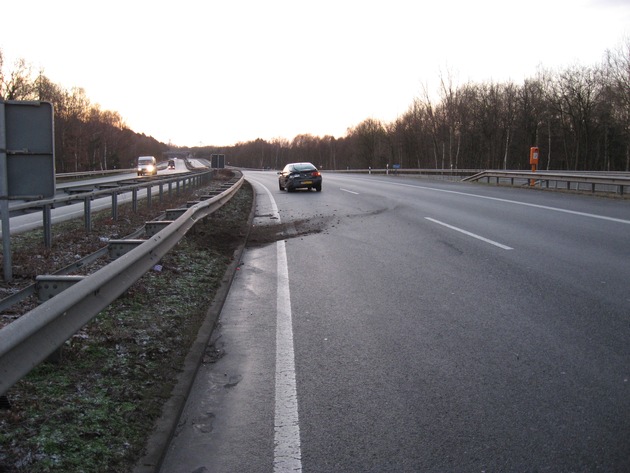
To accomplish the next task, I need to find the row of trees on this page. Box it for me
[218,38,630,172]
[0,51,167,172]
[3,39,629,172]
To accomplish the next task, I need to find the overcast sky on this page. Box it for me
[2,0,629,147]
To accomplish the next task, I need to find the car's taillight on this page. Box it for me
[312,171,321,177]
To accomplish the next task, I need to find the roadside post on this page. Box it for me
[529,146,539,186]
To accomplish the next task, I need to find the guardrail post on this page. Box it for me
[84,195,92,232]
[132,188,138,212]
[43,204,52,248]
[0,199,11,282]
[146,185,152,209]
[112,192,118,221]
[159,183,164,202]
[35,275,86,363]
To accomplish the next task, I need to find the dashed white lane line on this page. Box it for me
[425,217,514,250]
[340,188,359,194]
[360,177,630,225]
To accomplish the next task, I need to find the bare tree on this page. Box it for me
[0,55,36,100]
[439,71,462,169]
[349,119,388,169]
[604,37,630,170]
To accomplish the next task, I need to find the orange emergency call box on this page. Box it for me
[529,147,539,165]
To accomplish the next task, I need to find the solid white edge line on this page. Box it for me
[274,240,302,472]
[249,177,303,472]
[425,217,514,250]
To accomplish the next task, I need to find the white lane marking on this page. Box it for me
[274,239,302,472]
[425,217,514,250]
[340,188,359,194]
[353,177,630,225]
[250,178,303,472]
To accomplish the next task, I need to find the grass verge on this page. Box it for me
[0,180,253,472]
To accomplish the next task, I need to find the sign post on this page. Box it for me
[0,101,10,281]
[0,100,55,281]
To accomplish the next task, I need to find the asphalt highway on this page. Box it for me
[160,171,630,472]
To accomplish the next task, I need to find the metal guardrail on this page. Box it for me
[6,170,205,238]
[0,173,244,396]
[325,168,629,195]
[462,170,630,196]
[9,171,204,214]
[329,168,481,179]
[2,169,213,281]
[55,168,136,180]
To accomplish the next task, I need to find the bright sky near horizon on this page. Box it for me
[1,0,629,147]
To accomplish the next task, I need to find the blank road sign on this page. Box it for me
[3,101,55,199]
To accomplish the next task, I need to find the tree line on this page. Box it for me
[0,51,167,172]
[2,38,629,173]
[219,38,630,172]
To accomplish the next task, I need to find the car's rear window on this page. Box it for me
[292,164,316,171]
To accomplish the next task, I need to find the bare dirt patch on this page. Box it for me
[247,215,333,246]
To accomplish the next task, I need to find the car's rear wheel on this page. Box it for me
[315,184,322,192]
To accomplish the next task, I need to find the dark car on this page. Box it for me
[278,162,322,192]
[167,159,176,170]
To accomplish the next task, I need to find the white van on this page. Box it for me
[137,156,157,176]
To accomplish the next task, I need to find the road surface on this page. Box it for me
[160,171,630,472]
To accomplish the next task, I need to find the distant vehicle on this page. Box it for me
[137,156,157,176]
[278,162,322,192]
[167,159,176,170]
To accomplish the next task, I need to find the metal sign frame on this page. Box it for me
[0,100,55,281]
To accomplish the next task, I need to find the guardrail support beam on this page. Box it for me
[165,209,187,220]
[84,196,92,232]
[144,221,173,237]
[108,239,146,259]
[112,192,118,220]
[43,204,52,249]
[36,275,86,302]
